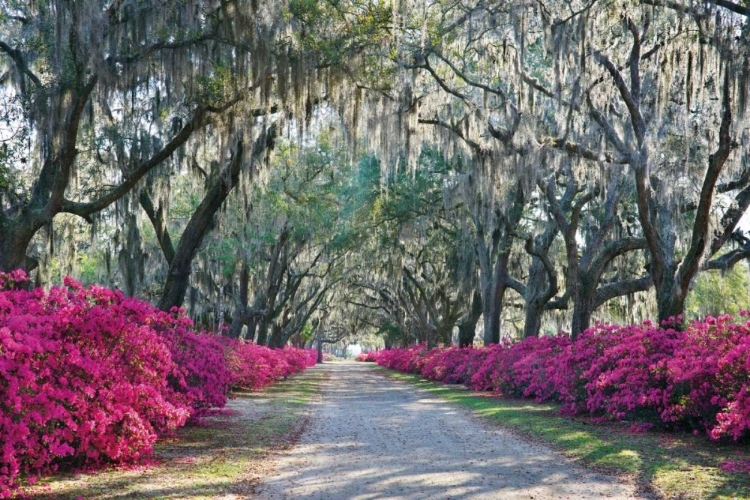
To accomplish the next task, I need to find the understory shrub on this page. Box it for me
[0,271,316,497]
[225,340,317,390]
[356,351,379,362]
[375,315,750,443]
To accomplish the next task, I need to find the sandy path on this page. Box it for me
[256,361,641,500]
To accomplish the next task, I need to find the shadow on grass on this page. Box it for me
[377,367,750,500]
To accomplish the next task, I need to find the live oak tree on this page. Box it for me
[5,0,750,347]
[223,135,355,345]
[458,174,524,344]
[0,0,331,273]
[357,0,750,328]
[144,124,278,311]
[342,148,479,347]
[537,165,651,336]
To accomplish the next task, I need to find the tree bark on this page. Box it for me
[524,303,544,338]
[483,249,510,344]
[228,259,250,338]
[523,258,548,338]
[0,77,96,272]
[316,330,324,364]
[654,265,687,325]
[480,275,496,344]
[157,124,276,311]
[476,184,525,344]
[0,218,43,271]
[269,322,284,348]
[522,223,559,338]
[595,28,735,324]
[570,275,596,336]
[256,316,272,346]
[158,139,247,310]
[458,289,482,347]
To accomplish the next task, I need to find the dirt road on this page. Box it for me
[256,361,641,499]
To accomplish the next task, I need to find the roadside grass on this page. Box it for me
[377,367,750,500]
[22,366,327,500]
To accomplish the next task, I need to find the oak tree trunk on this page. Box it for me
[0,218,42,272]
[228,260,250,338]
[156,126,276,312]
[570,278,596,339]
[482,249,511,345]
[458,289,482,347]
[256,316,271,346]
[523,256,549,338]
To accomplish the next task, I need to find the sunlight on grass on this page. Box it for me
[380,367,750,500]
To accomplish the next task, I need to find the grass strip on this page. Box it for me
[23,366,327,500]
[377,366,750,500]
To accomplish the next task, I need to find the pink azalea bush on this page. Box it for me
[0,271,316,497]
[0,273,193,496]
[377,343,429,373]
[225,341,316,390]
[548,322,680,418]
[356,351,379,362]
[376,316,750,443]
[666,314,750,439]
[420,345,484,384]
[103,296,232,420]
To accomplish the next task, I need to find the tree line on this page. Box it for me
[1,0,749,346]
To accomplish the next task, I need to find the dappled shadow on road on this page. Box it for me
[26,362,746,499]
[258,362,641,500]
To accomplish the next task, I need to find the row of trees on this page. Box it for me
[0,0,356,346]
[297,0,750,343]
[1,0,749,347]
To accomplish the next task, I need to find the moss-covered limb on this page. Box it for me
[23,367,327,500]
[378,367,750,500]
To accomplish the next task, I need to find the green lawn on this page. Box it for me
[378,367,750,500]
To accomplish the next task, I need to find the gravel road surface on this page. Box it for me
[256,361,641,499]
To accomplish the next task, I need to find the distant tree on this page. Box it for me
[225,135,355,345]
[686,265,750,318]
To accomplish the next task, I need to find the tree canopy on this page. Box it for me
[2,0,750,346]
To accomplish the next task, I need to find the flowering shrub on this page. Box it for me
[0,271,316,498]
[225,341,316,390]
[376,316,750,443]
[377,344,430,373]
[106,297,232,420]
[0,273,192,497]
[666,315,750,439]
[505,335,572,401]
[422,346,482,384]
[356,351,380,362]
[551,322,679,419]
